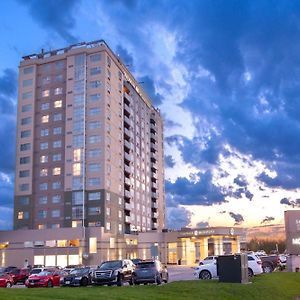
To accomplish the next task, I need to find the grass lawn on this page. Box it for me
[1,273,300,300]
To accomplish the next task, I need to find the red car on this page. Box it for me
[25,269,66,288]
[10,268,30,284]
[0,273,14,288]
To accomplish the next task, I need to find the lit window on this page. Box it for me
[42,90,50,97]
[73,149,82,162]
[41,115,49,123]
[54,100,62,108]
[40,168,48,177]
[118,224,123,233]
[106,222,111,231]
[106,192,111,201]
[53,167,61,175]
[54,87,63,95]
[72,221,82,228]
[106,207,110,216]
[73,163,81,176]
[18,211,24,220]
[40,155,48,163]
[89,237,97,254]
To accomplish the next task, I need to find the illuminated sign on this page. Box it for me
[292,238,300,245]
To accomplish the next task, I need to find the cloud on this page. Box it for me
[229,212,244,225]
[116,44,134,68]
[138,75,163,106]
[234,175,248,187]
[261,216,275,224]
[167,206,192,229]
[165,155,175,168]
[280,197,300,207]
[17,0,80,43]
[196,221,209,228]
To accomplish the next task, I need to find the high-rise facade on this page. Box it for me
[14,40,165,235]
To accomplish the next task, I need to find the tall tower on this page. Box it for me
[14,40,165,235]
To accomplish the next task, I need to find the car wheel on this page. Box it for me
[6,282,12,288]
[47,281,53,288]
[117,274,124,286]
[199,270,212,280]
[155,273,162,285]
[248,268,254,277]
[81,277,88,287]
[262,263,273,273]
[163,273,169,283]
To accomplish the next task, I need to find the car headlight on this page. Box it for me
[74,277,82,280]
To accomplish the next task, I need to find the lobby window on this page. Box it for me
[52,195,61,203]
[89,237,97,254]
[53,127,62,135]
[88,192,101,201]
[53,140,62,148]
[90,67,101,75]
[54,100,62,108]
[40,155,48,163]
[41,102,49,110]
[53,167,61,176]
[40,142,48,150]
[39,183,48,191]
[21,129,31,138]
[90,53,101,62]
[41,115,49,123]
[40,168,48,177]
[54,87,63,95]
[52,181,61,190]
[23,66,33,74]
[20,143,31,151]
[19,170,29,178]
[19,183,29,192]
[53,113,62,121]
[39,196,47,205]
[42,90,50,97]
[51,210,60,218]
[21,117,32,125]
[40,129,49,137]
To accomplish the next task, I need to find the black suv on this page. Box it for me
[91,259,135,286]
[60,267,92,287]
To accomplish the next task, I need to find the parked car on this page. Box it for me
[194,254,263,279]
[29,267,46,275]
[60,267,92,287]
[260,255,281,273]
[63,264,84,274]
[198,256,218,265]
[8,268,30,284]
[132,260,168,285]
[25,269,66,288]
[0,272,14,288]
[131,258,143,266]
[91,259,135,286]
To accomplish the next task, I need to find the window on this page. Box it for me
[72,206,83,219]
[106,192,111,201]
[41,115,49,123]
[42,76,51,85]
[90,67,101,75]
[20,143,31,151]
[118,210,122,219]
[88,207,101,215]
[73,120,84,132]
[53,167,61,175]
[88,149,101,158]
[73,135,83,147]
[72,191,83,205]
[74,94,84,106]
[54,100,62,108]
[51,224,60,229]
[73,107,84,119]
[107,56,111,67]
[39,196,47,205]
[89,94,101,101]
[55,61,64,69]
[53,113,62,121]
[90,53,101,62]
[90,81,101,88]
[40,129,49,137]
[55,74,63,82]
[88,192,101,201]
[106,222,111,231]
[51,210,60,218]
[21,130,31,138]
[20,156,30,164]
[89,120,101,129]
[22,91,32,100]
[53,154,61,161]
[73,163,81,176]
[21,117,32,125]
[41,103,49,110]
[19,170,30,178]
[89,237,97,254]
[40,155,48,163]
[74,80,84,93]
[22,104,32,112]
[40,142,48,150]
[42,90,50,97]
[52,195,61,203]
[89,163,100,172]
[89,107,100,116]
[88,178,100,186]
[19,183,29,191]
[39,183,48,191]
[72,177,83,189]
[53,127,62,135]
[23,66,33,74]
[40,168,48,177]
[54,87,63,95]
[73,148,82,162]
[38,210,47,219]
[53,140,62,148]
[52,181,61,190]
[89,135,101,144]
[118,224,123,233]
[106,207,111,216]
[19,196,29,205]
[18,211,29,220]
[118,197,122,205]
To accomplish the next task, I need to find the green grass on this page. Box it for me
[1,273,300,300]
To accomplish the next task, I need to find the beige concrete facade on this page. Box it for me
[14,40,164,235]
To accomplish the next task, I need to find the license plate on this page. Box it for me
[65,281,70,284]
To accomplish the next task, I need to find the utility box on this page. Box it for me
[217,254,248,283]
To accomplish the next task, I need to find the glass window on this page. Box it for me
[53,113,62,121]
[22,91,32,100]
[73,135,83,147]
[55,74,63,82]
[22,104,32,112]
[89,237,97,254]
[89,94,101,101]
[54,87,63,95]
[73,107,84,119]
[53,154,61,161]
[53,140,62,148]
[52,195,61,203]
[72,191,83,205]
[21,129,31,138]
[38,210,47,219]
[106,222,111,231]
[106,207,110,216]
[41,103,49,110]
[20,156,30,164]
[42,76,51,85]
[74,80,84,93]
[40,129,49,137]
[54,100,62,108]
[74,94,84,106]
[88,207,101,215]
[51,210,60,218]
[19,170,30,177]
[19,183,29,191]
[90,53,101,62]
[72,177,83,189]
[73,120,84,132]
[89,135,101,144]
[73,163,81,176]
[23,66,33,74]
[42,90,50,97]
[73,148,82,162]
[41,115,49,123]
[39,183,48,191]
[40,168,48,177]
[21,117,32,125]
[106,192,111,201]
[40,155,48,163]
[88,149,101,158]
[90,67,101,75]
[55,61,64,69]
[88,192,101,201]
[88,178,100,186]
[88,121,101,129]
[39,196,47,205]
[53,127,62,135]
[52,181,61,190]
[53,167,61,175]
[72,206,83,219]
[40,142,48,150]
[90,80,101,88]
[19,196,30,205]
[89,107,100,116]
[20,143,31,151]
[51,224,60,228]
[89,163,100,172]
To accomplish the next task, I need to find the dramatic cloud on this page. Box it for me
[167,206,192,230]
[137,75,163,106]
[234,175,248,187]
[196,221,209,228]
[261,216,275,224]
[280,197,300,207]
[165,155,175,168]
[116,44,134,68]
[229,212,244,226]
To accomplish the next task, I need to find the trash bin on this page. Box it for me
[178,259,181,265]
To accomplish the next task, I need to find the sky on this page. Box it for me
[1,0,300,231]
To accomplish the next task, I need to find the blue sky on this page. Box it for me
[1,0,300,230]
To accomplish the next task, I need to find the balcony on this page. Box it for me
[151,172,158,180]
[125,215,131,223]
[150,123,156,132]
[125,202,131,210]
[124,127,133,139]
[152,202,158,209]
[124,165,131,175]
[125,190,132,199]
[124,103,132,115]
[124,140,132,151]
[150,131,156,139]
[124,116,133,128]
[124,152,132,163]
[152,212,158,219]
[150,144,157,152]
[152,192,158,199]
[151,162,158,170]
[152,182,158,189]
[152,222,158,229]
[150,152,157,161]
[124,177,131,186]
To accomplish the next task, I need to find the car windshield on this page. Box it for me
[136,262,155,269]
[31,269,42,274]
[38,271,52,276]
[70,268,89,275]
[99,261,122,269]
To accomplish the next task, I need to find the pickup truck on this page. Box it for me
[259,255,281,273]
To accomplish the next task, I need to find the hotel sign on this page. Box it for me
[178,229,215,238]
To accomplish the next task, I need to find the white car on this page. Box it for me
[194,254,263,279]
[198,256,218,266]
